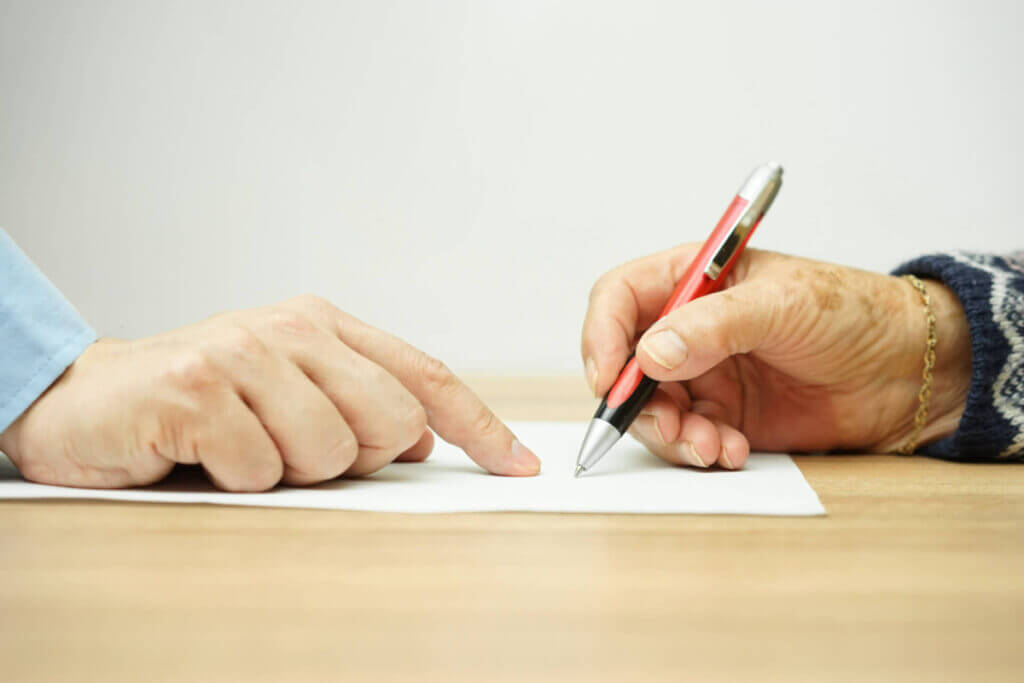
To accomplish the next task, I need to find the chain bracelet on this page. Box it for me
[897,274,937,455]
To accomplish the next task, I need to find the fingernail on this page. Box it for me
[585,357,599,396]
[639,414,666,444]
[640,329,688,370]
[511,439,541,475]
[719,445,734,469]
[683,440,707,468]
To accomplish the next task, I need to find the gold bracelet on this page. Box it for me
[897,274,937,455]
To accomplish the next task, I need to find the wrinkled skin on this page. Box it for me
[581,246,971,469]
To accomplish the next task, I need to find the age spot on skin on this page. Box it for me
[808,269,844,312]
[856,276,902,319]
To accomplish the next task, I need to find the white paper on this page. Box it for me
[0,421,824,515]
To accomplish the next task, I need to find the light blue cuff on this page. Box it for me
[1,229,97,433]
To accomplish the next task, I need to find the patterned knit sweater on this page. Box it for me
[894,252,1024,461]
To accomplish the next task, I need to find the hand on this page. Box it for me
[582,247,972,469]
[0,295,540,490]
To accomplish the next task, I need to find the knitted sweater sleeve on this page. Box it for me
[893,251,1024,461]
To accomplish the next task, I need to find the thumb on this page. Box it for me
[635,285,775,381]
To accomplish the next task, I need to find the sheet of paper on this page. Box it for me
[0,421,824,515]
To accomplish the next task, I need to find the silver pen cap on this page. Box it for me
[704,162,784,280]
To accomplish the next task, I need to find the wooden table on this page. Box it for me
[2,377,1022,682]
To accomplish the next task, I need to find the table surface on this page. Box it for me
[2,376,1022,682]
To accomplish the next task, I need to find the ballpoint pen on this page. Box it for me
[574,162,784,477]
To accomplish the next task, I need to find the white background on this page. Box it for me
[2,1,1021,373]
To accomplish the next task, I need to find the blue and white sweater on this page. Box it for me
[895,252,1024,461]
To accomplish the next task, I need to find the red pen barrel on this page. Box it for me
[657,194,751,317]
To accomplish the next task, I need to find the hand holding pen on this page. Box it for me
[575,163,783,475]
[578,165,973,473]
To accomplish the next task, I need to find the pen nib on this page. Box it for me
[574,464,585,478]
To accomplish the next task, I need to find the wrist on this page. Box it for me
[875,277,971,452]
[0,418,22,465]
[920,279,972,444]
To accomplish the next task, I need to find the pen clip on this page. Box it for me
[704,164,783,280]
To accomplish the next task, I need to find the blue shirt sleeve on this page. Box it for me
[0,229,97,433]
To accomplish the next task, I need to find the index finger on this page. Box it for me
[282,296,540,476]
[582,243,701,396]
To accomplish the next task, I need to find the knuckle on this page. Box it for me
[772,275,802,309]
[416,353,460,395]
[589,264,634,305]
[264,308,319,338]
[707,319,739,357]
[588,271,614,303]
[137,411,192,463]
[166,350,224,394]
[219,324,269,364]
[290,293,327,309]
[371,394,427,455]
[290,293,338,318]
[470,404,501,438]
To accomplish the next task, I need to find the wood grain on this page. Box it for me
[1,376,1022,682]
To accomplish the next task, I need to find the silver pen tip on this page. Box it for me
[574,419,621,476]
